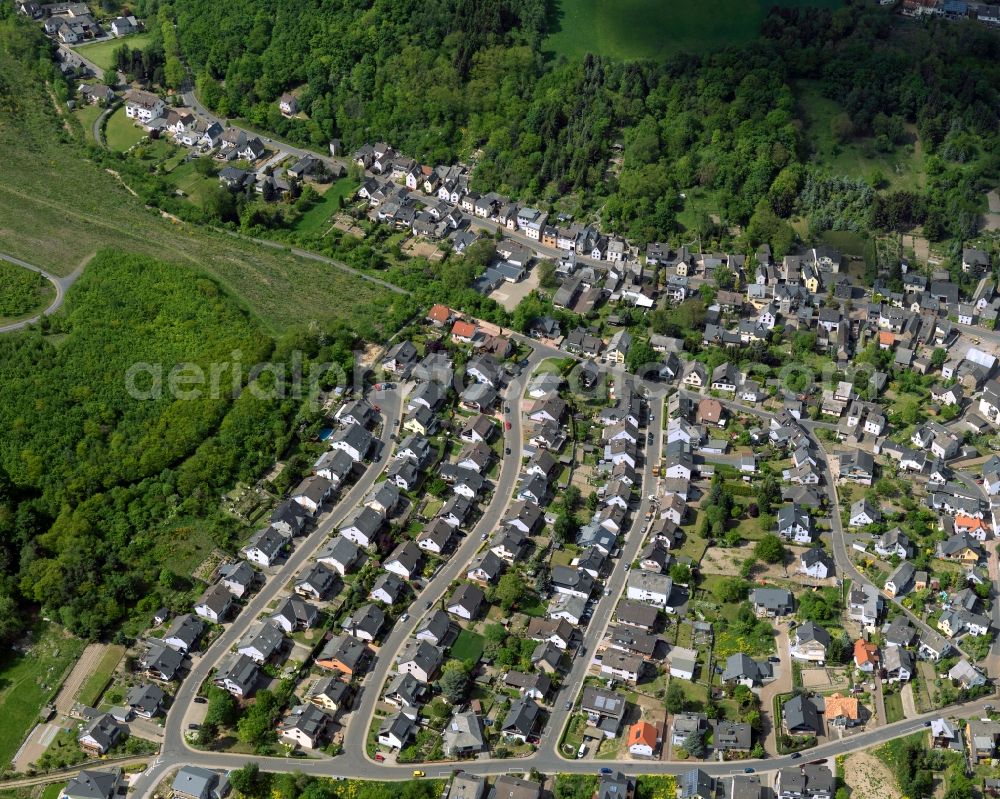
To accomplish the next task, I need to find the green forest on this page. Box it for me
[0,251,362,642]
[0,263,52,319]
[155,0,999,245]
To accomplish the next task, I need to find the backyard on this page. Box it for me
[293,177,360,236]
[76,644,126,707]
[450,629,486,664]
[76,32,156,71]
[104,107,144,152]
[71,103,103,142]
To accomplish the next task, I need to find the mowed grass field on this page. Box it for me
[294,177,360,235]
[0,624,85,768]
[450,629,486,664]
[545,0,842,59]
[104,106,144,151]
[76,32,155,71]
[71,103,102,142]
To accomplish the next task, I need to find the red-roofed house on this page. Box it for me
[954,515,990,539]
[878,331,896,350]
[428,304,452,325]
[627,720,659,757]
[451,320,477,343]
[853,639,879,672]
[697,398,724,426]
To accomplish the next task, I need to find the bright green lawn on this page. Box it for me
[546,0,843,60]
[883,690,904,724]
[0,623,85,767]
[76,644,125,707]
[168,160,221,207]
[450,629,486,664]
[796,80,925,190]
[105,107,144,152]
[293,177,359,236]
[72,103,103,142]
[76,32,155,72]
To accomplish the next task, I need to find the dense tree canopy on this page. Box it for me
[161,0,999,242]
[0,251,358,641]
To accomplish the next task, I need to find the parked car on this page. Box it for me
[790,752,801,759]
[374,753,385,762]
[599,768,613,775]
[193,697,207,704]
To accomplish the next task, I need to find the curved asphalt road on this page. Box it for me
[0,252,86,333]
[120,345,999,794]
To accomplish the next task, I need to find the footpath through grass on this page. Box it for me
[0,623,85,768]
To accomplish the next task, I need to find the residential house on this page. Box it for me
[854,639,879,672]
[270,596,319,634]
[194,584,233,623]
[316,535,362,576]
[782,694,823,736]
[396,639,443,682]
[341,604,385,642]
[750,587,794,617]
[315,633,371,678]
[443,710,486,756]
[790,621,831,664]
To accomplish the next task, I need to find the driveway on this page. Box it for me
[758,625,792,756]
[900,682,917,719]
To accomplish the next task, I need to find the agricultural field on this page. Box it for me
[0,624,85,768]
[76,32,155,71]
[796,81,926,191]
[545,0,842,59]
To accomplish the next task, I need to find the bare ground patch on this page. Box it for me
[843,751,902,799]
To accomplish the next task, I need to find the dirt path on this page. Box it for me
[901,682,917,719]
[54,642,107,716]
[843,751,902,799]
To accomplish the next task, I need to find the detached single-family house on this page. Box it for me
[790,621,831,664]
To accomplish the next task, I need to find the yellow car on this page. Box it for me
[412,770,425,778]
